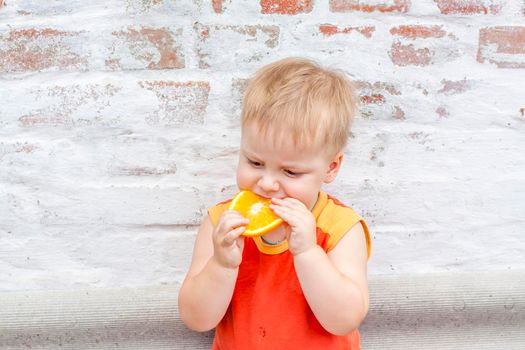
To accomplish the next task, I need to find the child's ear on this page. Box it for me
[324,151,343,183]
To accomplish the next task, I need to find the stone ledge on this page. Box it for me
[0,271,523,349]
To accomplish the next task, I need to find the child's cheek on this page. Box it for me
[236,163,255,189]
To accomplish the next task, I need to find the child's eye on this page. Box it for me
[284,169,300,177]
[248,159,263,167]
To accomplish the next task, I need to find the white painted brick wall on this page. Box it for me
[0,0,524,291]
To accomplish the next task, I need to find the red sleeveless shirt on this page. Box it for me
[208,191,371,350]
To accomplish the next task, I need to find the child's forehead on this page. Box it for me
[241,122,325,157]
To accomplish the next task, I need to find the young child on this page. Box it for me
[178,57,371,349]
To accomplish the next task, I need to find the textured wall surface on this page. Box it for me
[0,0,524,292]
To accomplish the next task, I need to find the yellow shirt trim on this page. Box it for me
[207,191,371,258]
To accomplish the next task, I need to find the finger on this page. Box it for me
[272,204,311,230]
[217,222,248,243]
[223,226,246,246]
[269,201,297,215]
[271,197,288,206]
[271,197,305,209]
[268,205,296,225]
[217,213,250,233]
[220,210,249,223]
[223,209,247,217]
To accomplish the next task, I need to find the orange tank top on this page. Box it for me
[207,191,371,350]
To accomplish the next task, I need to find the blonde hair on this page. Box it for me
[241,57,357,156]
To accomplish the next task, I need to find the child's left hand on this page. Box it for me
[269,197,317,256]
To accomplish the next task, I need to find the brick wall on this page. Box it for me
[0,0,524,291]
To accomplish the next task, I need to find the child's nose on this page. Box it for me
[258,173,279,193]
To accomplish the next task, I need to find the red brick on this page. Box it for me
[0,142,40,157]
[19,114,72,127]
[393,106,406,120]
[213,0,224,13]
[438,78,471,95]
[232,78,250,118]
[361,94,386,104]
[389,25,456,67]
[261,0,313,14]
[319,24,375,38]
[330,0,411,13]
[0,28,87,73]
[390,25,446,39]
[390,41,432,66]
[109,27,184,70]
[194,23,279,69]
[18,84,121,127]
[434,0,503,15]
[356,81,401,97]
[477,26,525,68]
[0,141,40,168]
[355,81,403,120]
[14,142,39,154]
[436,106,450,118]
[139,81,210,125]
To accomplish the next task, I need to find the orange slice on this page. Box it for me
[228,190,283,237]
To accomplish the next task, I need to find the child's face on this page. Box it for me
[236,122,340,210]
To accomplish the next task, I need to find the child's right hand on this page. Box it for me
[212,210,249,269]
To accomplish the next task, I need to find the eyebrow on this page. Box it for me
[241,144,314,168]
[242,149,261,160]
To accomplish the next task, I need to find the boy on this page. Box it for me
[178,57,371,349]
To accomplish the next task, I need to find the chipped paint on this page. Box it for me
[260,0,313,14]
[434,0,503,15]
[1,0,524,293]
[477,26,525,68]
[212,0,224,13]
[18,84,122,127]
[436,106,450,118]
[0,28,87,73]
[390,42,433,66]
[139,81,210,126]
[320,24,375,38]
[438,79,471,95]
[194,23,279,69]
[110,26,184,70]
[390,25,446,39]
[330,0,411,13]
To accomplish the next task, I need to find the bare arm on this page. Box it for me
[178,211,248,331]
[270,197,369,335]
[294,222,369,335]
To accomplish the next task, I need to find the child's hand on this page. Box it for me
[212,210,249,269]
[269,198,317,256]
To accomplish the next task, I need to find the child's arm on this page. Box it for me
[270,197,369,335]
[294,223,369,335]
[178,211,249,332]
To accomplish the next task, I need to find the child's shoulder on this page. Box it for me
[317,192,362,223]
[317,192,370,254]
[207,198,233,225]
